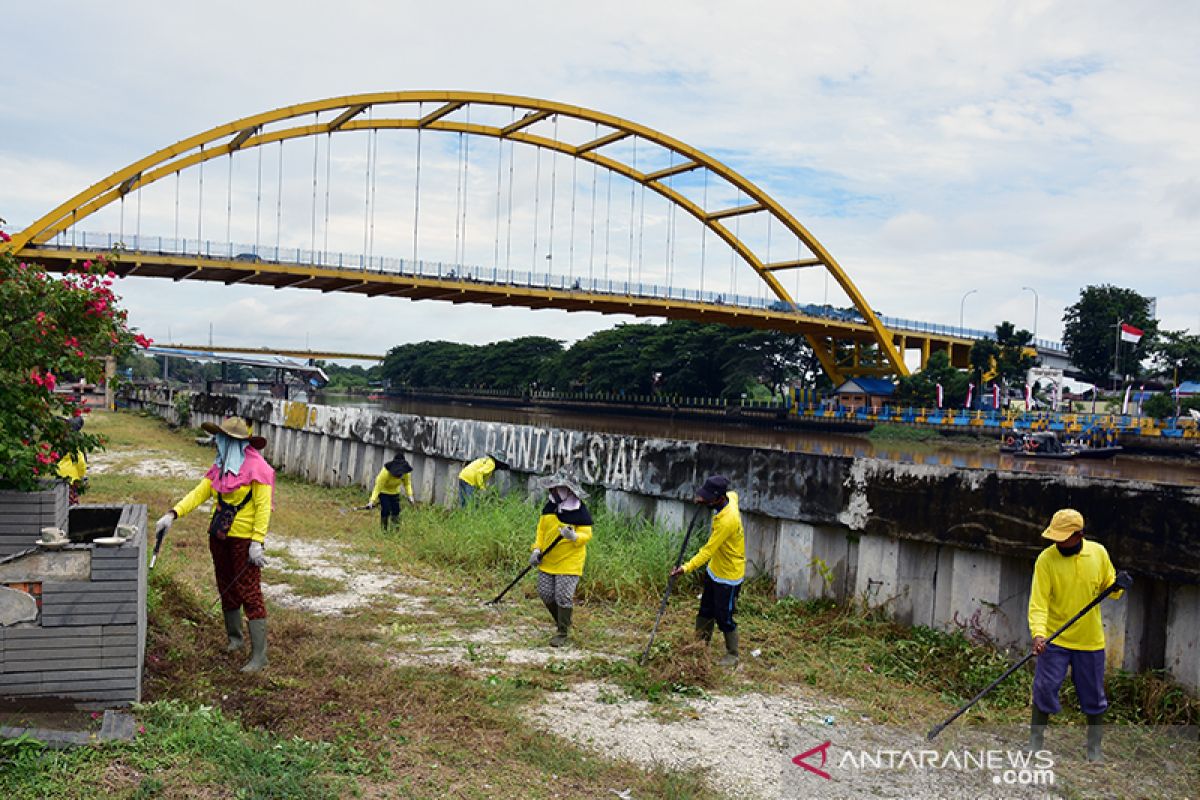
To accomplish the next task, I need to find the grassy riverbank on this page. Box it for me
[2,410,1195,799]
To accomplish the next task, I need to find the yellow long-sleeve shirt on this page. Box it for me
[682,491,745,583]
[173,478,272,543]
[532,501,593,577]
[458,457,496,489]
[369,467,414,505]
[1028,539,1119,651]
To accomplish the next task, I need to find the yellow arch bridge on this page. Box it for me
[6,91,995,382]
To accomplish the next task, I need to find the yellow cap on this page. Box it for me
[1041,509,1084,542]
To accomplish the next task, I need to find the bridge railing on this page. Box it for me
[42,231,1065,350]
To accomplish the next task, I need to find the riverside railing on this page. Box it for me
[41,231,1064,352]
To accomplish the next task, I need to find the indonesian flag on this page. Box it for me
[1025,383,1033,408]
[992,384,1000,409]
[935,383,944,409]
[1120,323,1144,344]
[965,383,974,409]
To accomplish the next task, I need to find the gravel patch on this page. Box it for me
[263,536,434,616]
[524,682,1066,800]
[88,449,200,478]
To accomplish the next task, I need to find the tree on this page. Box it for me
[1149,330,1200,384]
[1063,285,1157,386]
[969,322,1037,401]
[0,231,145,491]
[895,351,970,408]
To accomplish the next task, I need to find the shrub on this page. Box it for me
[0,221,149,490]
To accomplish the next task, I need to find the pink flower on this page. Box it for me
[0,231,10,242]
[134,333,153,348]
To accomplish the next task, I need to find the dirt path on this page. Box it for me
[257,534,1153,800]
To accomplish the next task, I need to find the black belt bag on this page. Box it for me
[208,491,254,540]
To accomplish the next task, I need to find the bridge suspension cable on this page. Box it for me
[5,91,913,378]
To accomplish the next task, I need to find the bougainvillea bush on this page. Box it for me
[0,222,149,491]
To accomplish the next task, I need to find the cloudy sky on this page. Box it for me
[4,1,1199,363]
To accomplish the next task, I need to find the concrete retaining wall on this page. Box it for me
[131,390,1200,692]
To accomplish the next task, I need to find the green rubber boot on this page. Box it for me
[241,618,268,673]
[695,615,715,643]
[550,606,572,648]
[223,609,244,652]
[542,599,559,624]
[1029,707,1050,752]
[1086,713,1104,763]
[718,629,739,667]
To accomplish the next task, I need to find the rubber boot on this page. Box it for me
[718,629,739,667]
[241,618,268,673]
[695,615,715,643]
[1086,713,1104,763]
[550,606,572,647]
[223,609,244,652]
[1029,707,1050,752]
[542,598,559,625]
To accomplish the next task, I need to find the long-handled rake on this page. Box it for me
[926,570,1132,741]
[639,505,705,665]
[485,534,564,606]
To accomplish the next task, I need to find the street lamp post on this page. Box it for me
[959,289,978,333]
[1022,286,1039,341]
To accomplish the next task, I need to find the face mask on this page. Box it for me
[1056,539,1083,556]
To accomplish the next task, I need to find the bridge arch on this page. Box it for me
[7,91,906,377]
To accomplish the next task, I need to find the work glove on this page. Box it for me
[1115,570,1133,590]
[365,501,375,509]
[529,549,542,567]
[248,541,266,567]
[406,495,416,506]
[558,525,578,542]
[154,512,176,536]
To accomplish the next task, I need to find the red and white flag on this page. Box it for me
[1024,383,1033,408]
[935,383,943,409]
[991,384,1000,409]
[965,383,974,409]
[1122,385,1132,414]
[1120,323,1143,344]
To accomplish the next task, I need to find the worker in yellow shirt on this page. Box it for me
[56,415,88,505]
[457,451,509,507]
[671,474,745,667]
[529,467,593,647]
[366,453,415,530]
[1028,508,1122,762]
[154,417,276,673]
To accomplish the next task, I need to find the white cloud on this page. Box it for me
[4,0,1199,359]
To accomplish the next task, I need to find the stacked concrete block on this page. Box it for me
[0,483,69,559]
[0,504,147,709]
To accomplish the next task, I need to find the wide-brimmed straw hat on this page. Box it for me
[202,417,267,450]
[1041,508,1084,542]
[534,465,587,499]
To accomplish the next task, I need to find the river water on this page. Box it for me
[315,394,1200,487]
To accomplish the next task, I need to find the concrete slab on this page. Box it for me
[742,512,779,579]
[653,498,687,533]
[1164,583,1199,693]
[774,521,814,599]
[0,550,91,583]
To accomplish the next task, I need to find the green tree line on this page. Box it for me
[380,321,829,399]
